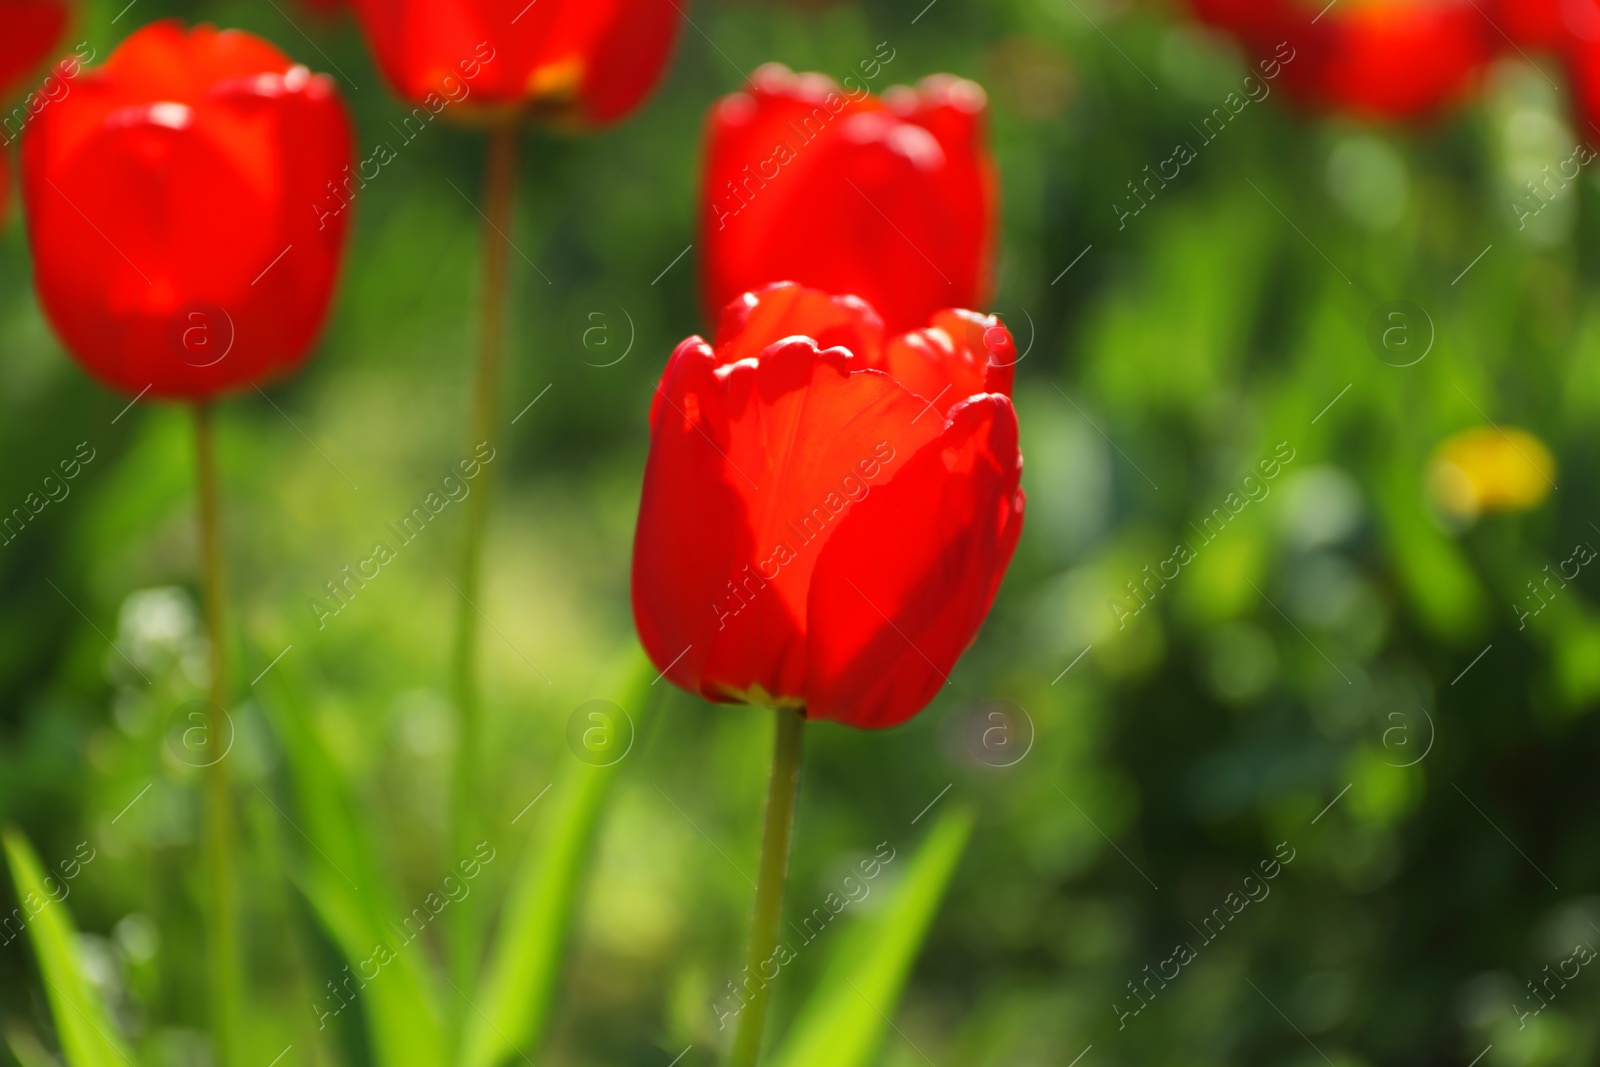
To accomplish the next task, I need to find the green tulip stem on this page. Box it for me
[195,402,239,1066]
[449,120,520,1008]
[728,706,807,1067]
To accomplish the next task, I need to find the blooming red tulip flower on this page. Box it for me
[21,21,353,399]
[701,64,997,334]
[349,0,681,125]
[633,282,1024,729]
[1187,0,1492,120]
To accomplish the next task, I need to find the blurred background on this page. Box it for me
[3,0,1600,1065]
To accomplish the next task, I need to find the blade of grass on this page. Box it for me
[2,826,132,1067]
[255,668,448,1067]
[766,805,975,1067]
[460,645,656,1067]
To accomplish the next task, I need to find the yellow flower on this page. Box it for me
[1428,426,1555,520]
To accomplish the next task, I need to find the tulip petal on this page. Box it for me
[632,336,941,705]
[712,281,885,366]
[875,309,1014,418]
[105,21,297,104]
[572,0,681,124]
[806,394,1024,729]
[25,22,300,180]
[633,338,747,699]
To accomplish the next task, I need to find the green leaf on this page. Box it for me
[460,645,657,1067]
[255,669,448,1067]
[766,805,975,1067]
[2,826,132,1067]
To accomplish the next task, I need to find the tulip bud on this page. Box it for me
[700,64,997,333]
[21,21,354,399]
[633,283,1024,729]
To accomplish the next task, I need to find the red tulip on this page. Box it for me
[700,63,997,334]
[632,282,1024,729]
[21,21,353,399]
[0,0,68,97]
[1187,0,1492,120]
[349,0,681,125]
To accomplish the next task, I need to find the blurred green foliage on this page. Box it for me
[3,0,1600,1065]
